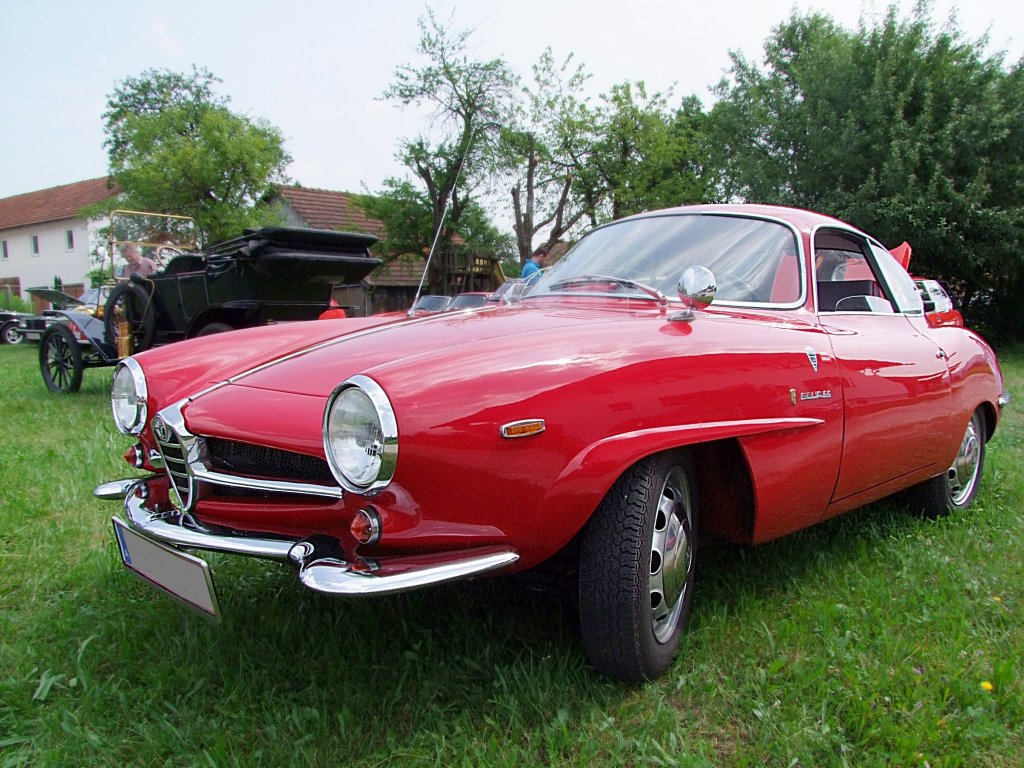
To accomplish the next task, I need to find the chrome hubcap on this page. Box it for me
[947,413,981,507]
[649,466,694,643]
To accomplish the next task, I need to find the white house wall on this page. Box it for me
[0,216,97,298]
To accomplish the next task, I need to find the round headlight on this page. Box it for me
[323,376,398,493]
[111,358,148,435]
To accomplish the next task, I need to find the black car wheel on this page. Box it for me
[905,408,986,517]
[40,325,83,393]
[579,450,697,681]
[1,320,23,345]
[104,282,156,353]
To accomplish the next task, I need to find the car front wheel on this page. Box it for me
[40,325,83,393]
[579,450,697,682]
[905,408,986,517]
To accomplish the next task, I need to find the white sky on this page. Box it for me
[1,0,1021,202]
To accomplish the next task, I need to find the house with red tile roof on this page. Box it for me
[0,177,119,305]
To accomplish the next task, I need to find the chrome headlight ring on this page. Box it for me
[111,358,148,436]
[323,375,398,494]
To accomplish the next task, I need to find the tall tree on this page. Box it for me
[712,7,1024,338]
[382,9,517,253]
[103,66,291,243]
[503,48,592,261]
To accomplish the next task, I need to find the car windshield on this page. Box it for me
[528,213,803,305]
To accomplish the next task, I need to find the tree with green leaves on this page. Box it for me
[381,9,517,255]
[502,48,593,261]
[712,7,1024,339]
[102,66,291,243]
[573,82,716,225]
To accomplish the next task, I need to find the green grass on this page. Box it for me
[1,343,1022,767]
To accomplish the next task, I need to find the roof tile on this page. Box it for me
[0,177,119,230]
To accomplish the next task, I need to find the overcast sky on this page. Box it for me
[1,0,1021,202]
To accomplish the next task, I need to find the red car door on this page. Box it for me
[814,235,952,509]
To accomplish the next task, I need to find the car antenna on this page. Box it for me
[408,121,482,318]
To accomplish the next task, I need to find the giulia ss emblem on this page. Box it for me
[152,416,170,442]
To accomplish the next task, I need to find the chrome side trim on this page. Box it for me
[120,480,294,560]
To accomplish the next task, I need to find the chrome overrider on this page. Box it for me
[94,477,519,596]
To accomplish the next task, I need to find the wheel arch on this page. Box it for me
[185,307,249,338]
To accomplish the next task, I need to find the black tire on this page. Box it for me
[579,450,698,682]
[1,320,23,345]
[905,408,986,518]
[195,321,234,337]
[39,325,83,393]
[104,281,155,353]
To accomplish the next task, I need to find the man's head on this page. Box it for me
[532,245,550,266]
[121,244,141,264]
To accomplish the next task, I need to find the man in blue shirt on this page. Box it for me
[521,245,549,283]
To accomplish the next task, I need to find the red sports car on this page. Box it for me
[96,204,1008,682]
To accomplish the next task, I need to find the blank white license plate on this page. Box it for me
[112,517,221,620]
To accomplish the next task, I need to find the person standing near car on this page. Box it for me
[120,244,158,278]
[521,245,550,283]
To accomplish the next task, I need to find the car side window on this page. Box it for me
[813,231,889,313]
[868,243,924,315]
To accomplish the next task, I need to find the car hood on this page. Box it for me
[226,301,665,397]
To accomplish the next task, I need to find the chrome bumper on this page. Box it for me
[95,477,519,597]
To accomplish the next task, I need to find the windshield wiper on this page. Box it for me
[547,274,667,305]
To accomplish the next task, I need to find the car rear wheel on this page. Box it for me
[40,325,83,393]
[1,320,23,345]
[579,450,697,681]
[905,408,986,517]
[104,282,155,353]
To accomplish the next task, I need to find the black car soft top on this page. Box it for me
[206,226,379,257]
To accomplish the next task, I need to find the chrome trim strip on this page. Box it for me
[120,481,294,560]
[190,466,343,499]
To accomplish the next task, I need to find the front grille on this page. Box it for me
[154,425,193,509]
[206,438,335,484]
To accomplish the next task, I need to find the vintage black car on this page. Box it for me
[38,225,380,393]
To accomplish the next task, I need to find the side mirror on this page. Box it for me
[678,266,716,308]
[669,267,716,322]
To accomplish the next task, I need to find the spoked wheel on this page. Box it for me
[104,281,155,353]
[39,325,84,393]
[905,408,986,518]
[579,450,698,681]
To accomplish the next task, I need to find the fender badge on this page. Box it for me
[790,388,797,406]
[805,346,819,372]
[501,419,546,439]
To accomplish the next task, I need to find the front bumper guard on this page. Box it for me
[96,477,519,597]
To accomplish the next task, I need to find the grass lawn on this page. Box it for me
[1,342,1021,767]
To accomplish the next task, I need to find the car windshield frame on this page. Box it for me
[525,212,806,308]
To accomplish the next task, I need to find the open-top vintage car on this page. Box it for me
[36,211,380,393]
[95,204,1008,682]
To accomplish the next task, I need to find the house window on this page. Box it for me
[31,235,40,255]
[66,229,75,250]
[1,240,7,260]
